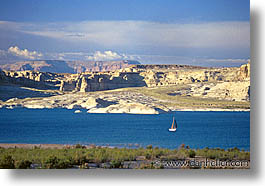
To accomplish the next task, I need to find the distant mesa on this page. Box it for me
[0,60,141,74]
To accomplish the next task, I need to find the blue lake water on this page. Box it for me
[0,108,250,150]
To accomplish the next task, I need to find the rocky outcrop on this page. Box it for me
[0,70,62,89]
[238,61,250,80]
[1,62,251,95]
[60,72,147,92]
[129,64,206,71]
[1,91,166,114]
[0,62,251,113]
[1,62,251,108]
[138,67,237,87]
[187,81,250,102]
[56,63,250,93]
[87,101,159,114]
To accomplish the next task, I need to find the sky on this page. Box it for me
[0,0,250,67]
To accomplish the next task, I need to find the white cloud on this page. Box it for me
[85,51,138,61]
[0,46,249,67]
[0,20,250,66]
[86,51,124,61]
[8,46,43,60]
[43,51,139,61]
[0,46,139,62]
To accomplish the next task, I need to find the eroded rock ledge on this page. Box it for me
[2,92,169,114]
[0,62,250,114]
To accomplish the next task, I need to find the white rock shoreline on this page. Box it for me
[0,105,250,113]
[0,89,250,114]
[174,108,250,112]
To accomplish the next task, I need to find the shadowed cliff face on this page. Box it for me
[59,72,147,92]
[0,60,141,73]
[0,70,62,89]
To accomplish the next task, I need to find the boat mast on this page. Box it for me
[171,117,175,129]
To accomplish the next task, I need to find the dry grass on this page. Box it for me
[105,85,250,110]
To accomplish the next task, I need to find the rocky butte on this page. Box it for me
[0,61,250,114]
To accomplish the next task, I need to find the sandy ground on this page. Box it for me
[0,143,69,149]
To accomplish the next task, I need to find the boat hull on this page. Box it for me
[169,128,176,132]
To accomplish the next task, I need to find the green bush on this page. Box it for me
[75,144,84,149]
[176,149,188,159]
[146,145,153,150]
[43,155,71,169]
[43,156,59,169]
[110,160,123,168]
[0,155,15,169]
[188,150,196,158]
[145,153,152,160]
[15,160,32,169]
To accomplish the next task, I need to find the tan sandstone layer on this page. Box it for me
[0,62,250,114]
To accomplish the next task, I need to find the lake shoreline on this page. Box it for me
[173,108,250,112]
[0,143,67,149]
[1,106,250,113]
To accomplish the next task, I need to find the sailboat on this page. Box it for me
[169,117,177,132]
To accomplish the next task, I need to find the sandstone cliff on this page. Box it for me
[58,63,249,92]
[0,62,251,112]
[238,61,250,80]
[59,72,147,92]
[1,63,250,98]
[0,69,65,89]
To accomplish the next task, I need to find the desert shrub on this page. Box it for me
[0,155,15,169]
[43,156,59,169]
[56,159,72,169]
[75,144,84,149]
[139,162,155,169]
[207,150,219,159]
[188,150,196,158]
[110,160,123,168]
[176,149,188,159]
[94,149,109,163]
[238,152,250,160]
[152,149,164,158]
[15,160,32,169]
[0,146,250,169]
[43,155,71,169]
[146,145,153,150]
[145,153,152,160]
[73,152,87,165]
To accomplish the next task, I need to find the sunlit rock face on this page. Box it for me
[0,63,250,105]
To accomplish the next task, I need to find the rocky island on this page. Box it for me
[0,60,250,114]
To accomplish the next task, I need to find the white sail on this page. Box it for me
[169,117,177,132]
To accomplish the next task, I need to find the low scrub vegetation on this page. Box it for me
[0,145,250,169]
